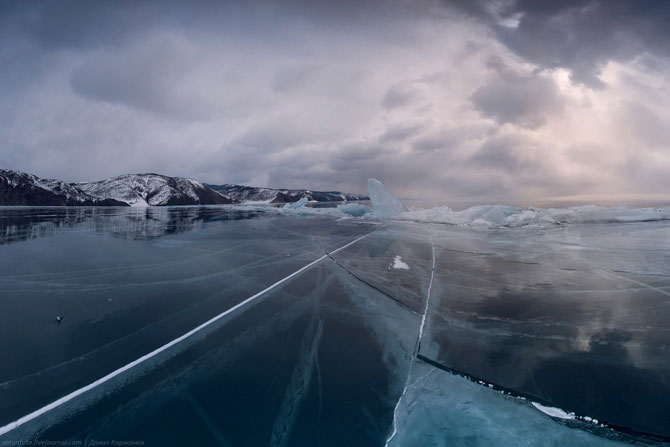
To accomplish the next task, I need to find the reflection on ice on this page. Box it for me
[0,206,265,244]
[327,219,669,443]
[415,221,670,441]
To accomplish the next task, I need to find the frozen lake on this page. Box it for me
[0,206,669,446]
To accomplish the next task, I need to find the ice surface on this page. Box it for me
[0,224,418,444]
[416,219,670,439]
[386,360,629,447]
[368,178,407,218]
[1,207,668,445]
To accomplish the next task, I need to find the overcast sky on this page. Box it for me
[1,0,670,202]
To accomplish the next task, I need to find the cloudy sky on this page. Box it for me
[1,0,670,202]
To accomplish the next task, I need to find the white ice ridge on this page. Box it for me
[235,182,670,226]
[386,235,436,446]
[0,231,374,437]
[397,203,670,227]
[532,402,576,420]
[391,255,410,270]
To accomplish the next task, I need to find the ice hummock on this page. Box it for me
[284,197,308,209]
[230,178,670,227]
[236,198,670,227]
[337,203,372,217]
[368,178,407,218]
[396,203,670,227]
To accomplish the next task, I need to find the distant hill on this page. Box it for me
[0,170,234,206]
[206,183,368,204]
[0,169,367,206]
[76,173,235,206]
[0,169,127,206]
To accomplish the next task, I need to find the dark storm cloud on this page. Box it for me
[470,65,563,129]
[381,82,421,109]
[2,0,670,202]
[0,0,158,50]
[270,65,322,93]
[378,123,424,143]
[412,124,492,153]
[70,44,214,122]
[445,0,670,86]
[3,0,438,50]
[233,122,323,152]
[469,134,540,172]
[467,134,596,196]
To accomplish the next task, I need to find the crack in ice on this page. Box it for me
[597,269,670,297]
[385,235,436,446]
[311,227,420,316]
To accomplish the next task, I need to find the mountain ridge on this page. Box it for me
[0,169,368,206]
[75,173,234,206]
[206,183,368,204]
[0,169,128,206]
[0,170,234,207]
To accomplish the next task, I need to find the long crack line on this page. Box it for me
[385,234,436,446]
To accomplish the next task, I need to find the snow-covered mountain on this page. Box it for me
[206,183,368,203]
[0,169,127,206]
[0,170,235,206]
[77,174,235,206]
[0,169,363,207]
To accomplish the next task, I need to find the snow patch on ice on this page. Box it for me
[391,255,410,270]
